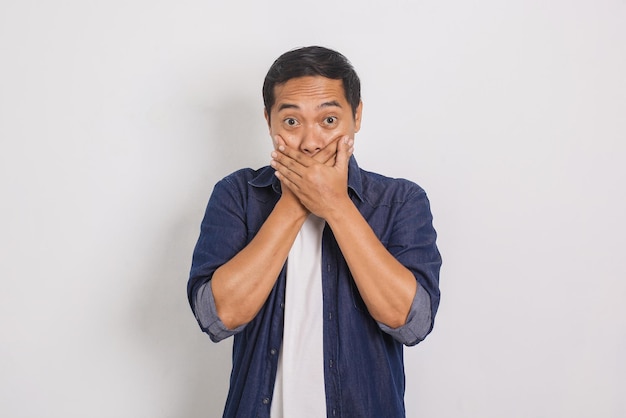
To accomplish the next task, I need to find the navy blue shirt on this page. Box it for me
[188,157,441,417]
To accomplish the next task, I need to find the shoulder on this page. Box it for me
[220,166,267,183]
[358,167,427,207]
[209,166,277,207]
[215,165,273,190]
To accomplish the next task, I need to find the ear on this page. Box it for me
[264,108,271,131]
[354,101,363,133]
[265,108,278,148]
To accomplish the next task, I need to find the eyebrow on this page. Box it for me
[319,100,342,109]
[277,100,343,112]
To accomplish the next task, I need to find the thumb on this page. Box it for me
[334,136,354,171]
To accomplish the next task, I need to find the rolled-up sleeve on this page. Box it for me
[377,284,432,346]
[194,280,246,342]
[378,186,442,346]
[187,174,251,342]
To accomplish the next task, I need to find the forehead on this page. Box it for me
[272,76,347,110]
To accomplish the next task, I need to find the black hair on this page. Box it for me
[262,46,361,119]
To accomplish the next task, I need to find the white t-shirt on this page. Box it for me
[271,214,327,417]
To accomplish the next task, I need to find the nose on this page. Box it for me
[299,126,325,156]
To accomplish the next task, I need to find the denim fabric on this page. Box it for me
[188,157,441,418]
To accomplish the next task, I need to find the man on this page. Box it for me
[188,46,441,417]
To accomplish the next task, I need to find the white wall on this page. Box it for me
[1,1,624,417]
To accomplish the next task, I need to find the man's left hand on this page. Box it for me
[271,136,354,219]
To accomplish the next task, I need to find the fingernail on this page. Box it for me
[271,151,277,158]
[278,145,285,151]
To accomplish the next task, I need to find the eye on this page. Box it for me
[284,118,299,127]
[323,116,337,125]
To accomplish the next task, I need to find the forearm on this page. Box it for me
[326,198,417,328]
[211,198,307,329]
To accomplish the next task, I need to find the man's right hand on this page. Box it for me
[273,134,341,216]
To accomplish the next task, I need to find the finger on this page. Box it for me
[277,144,316,168]
[273,168,301,193]
[272,147,308,178]
[271,152,306,182]
[314,136,341,165]
[334,136,354,171]
[271,137,309,175]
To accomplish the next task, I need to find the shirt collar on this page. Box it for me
[248,155,364,202]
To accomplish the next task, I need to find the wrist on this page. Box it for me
[322,194,354,225]
[276,193,309,221]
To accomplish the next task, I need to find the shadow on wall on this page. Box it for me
[131,96,270,417]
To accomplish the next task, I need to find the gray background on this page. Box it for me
[1,0,625,417]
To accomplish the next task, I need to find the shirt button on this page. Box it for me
[262,397,270,405]
[280,302,285,309]
[270,348,277,355]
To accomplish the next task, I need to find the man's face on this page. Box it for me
[265,76,362,157]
